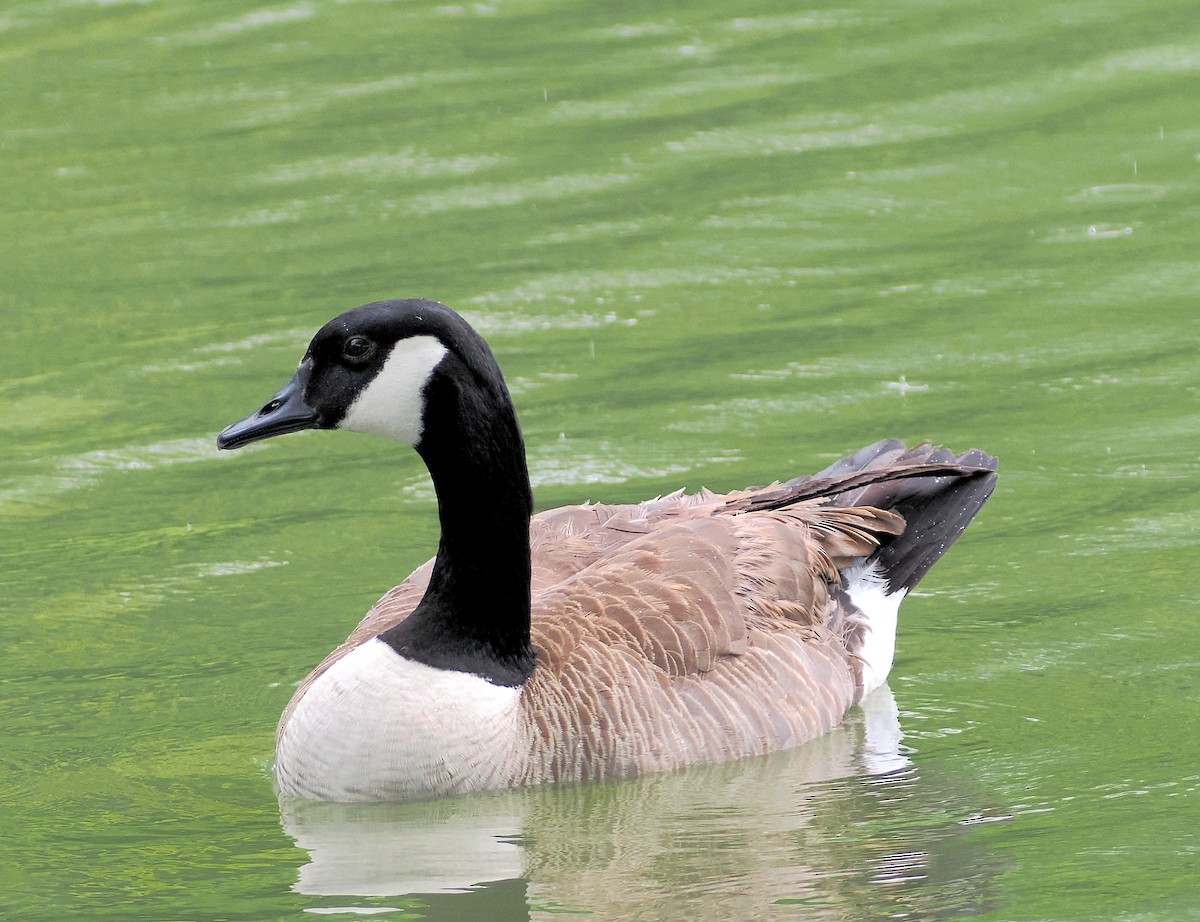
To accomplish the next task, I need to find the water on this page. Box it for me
[3,0,1198,918]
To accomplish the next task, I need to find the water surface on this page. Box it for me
[2,0,1198,918]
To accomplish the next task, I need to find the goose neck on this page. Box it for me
[380,364,535,685]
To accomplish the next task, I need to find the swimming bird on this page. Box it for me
[218,299,997,802]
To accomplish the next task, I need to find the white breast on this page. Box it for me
[275,637,526,801]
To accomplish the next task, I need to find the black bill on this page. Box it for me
[217,362,319,450]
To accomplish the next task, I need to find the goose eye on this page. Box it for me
[342,336,374,361]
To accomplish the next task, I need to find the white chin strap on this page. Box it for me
[338,336,449,446]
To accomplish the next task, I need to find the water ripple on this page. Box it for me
[407,172,637,214]
[0,437,220,514]
[254,149,504,184]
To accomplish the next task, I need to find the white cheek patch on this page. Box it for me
[339,336,448,445]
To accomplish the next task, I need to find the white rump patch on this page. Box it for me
[339,335,448,445]
[847,563,906,694]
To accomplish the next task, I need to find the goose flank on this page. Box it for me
[218,299,997,802]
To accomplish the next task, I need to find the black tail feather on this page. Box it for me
[817,441,998,591]
[726,440,998,594]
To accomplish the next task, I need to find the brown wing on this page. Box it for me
[516,496,903,784]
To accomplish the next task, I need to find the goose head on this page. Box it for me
[219,299,504,451]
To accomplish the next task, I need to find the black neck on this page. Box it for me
[378,355,536,686]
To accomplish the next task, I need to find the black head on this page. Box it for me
[217,299,499,451]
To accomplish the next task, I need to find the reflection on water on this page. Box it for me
[280,688,1000,919]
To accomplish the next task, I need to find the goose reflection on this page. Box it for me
[278,687,967,919]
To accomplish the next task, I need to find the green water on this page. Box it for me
[3,0,1198,918]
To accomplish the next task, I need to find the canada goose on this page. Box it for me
[218,299,997,802]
